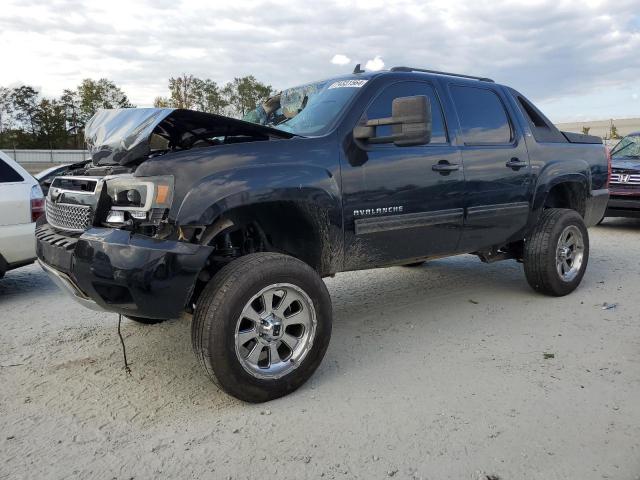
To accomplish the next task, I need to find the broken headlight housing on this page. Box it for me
[104,175,174,227]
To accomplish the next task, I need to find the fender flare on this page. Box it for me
[529,158,591,227]
[176,164,344,273]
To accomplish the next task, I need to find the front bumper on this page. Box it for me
[36,222,212,319]
[605,194,640,218]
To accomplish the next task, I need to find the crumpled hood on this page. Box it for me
[85,108,295,166]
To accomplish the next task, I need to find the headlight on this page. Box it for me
[105,175,174,212]
[104,175,174,226]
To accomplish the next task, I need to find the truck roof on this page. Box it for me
[329,66,499,88]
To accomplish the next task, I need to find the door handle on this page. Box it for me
[432,161,460,174]
[505,157,528,169]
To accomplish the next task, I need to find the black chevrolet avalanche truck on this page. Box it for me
[36,67,609,402]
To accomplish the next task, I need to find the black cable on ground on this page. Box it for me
[117,314,131,375]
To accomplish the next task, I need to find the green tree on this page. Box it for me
[581,126,590,135]
[222,76,272,117]
[60,88,82,147]
[192,78,227,114]
[36,98,67,149]
[168,74,197,109]
[0,87,13,143]
[11,85,40,136]
[156,74,270,118]
[76,78,134,125]
[0,78,133,149]
[153,96,172,108]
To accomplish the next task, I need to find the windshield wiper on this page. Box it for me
[611,140,640,157]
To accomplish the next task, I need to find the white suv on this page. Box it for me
[0,151,44,277]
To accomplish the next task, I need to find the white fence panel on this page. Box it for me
[1,149,90,164]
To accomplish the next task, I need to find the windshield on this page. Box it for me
[242,78,367,136]
[611,134,640,158]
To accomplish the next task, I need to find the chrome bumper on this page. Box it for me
[38,260,104,312]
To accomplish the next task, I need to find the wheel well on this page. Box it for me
[188,201,334,310]
[228,201,324,269]
[544,182,586,217]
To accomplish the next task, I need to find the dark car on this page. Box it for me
[35,67,609,402]
[604,132,640,218]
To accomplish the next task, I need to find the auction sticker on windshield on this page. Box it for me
[328,80,368,89]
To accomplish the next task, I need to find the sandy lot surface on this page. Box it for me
[1,220,639,480]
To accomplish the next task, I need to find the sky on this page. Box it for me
[0,0,639,123]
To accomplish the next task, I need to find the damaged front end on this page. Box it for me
[48,108,295,236]
[85,107,295,167]
[36,107,295,318]
[35,164,202,318]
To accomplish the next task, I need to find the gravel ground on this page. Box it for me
[1,219,639,480]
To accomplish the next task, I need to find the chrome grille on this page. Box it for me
[46,199,93,232]
[611,173,640,185]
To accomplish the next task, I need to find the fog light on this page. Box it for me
[106,210,126,223]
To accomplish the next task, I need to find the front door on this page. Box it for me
[341,80,465,270]
[447,84,532,251]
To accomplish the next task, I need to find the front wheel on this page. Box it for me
[191,253,332,402]
[523,208,589,296]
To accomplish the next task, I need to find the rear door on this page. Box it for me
[0,156,30,226]
[448,84,532,251]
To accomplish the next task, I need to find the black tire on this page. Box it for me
[523,208,589,296]
[125,315,166,325]
[192,253,332,403]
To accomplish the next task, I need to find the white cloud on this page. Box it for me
[0,0,638,119]
[331,54,350,66]
[365,55,385,71]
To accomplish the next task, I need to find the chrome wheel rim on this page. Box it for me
[556,225,584,282]
[234,283,316,379]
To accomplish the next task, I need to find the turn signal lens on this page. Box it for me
[155,184,169,204]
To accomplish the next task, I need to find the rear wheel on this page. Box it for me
[192,252,332,402]
[523,208,589,296]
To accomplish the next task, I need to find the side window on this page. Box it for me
[512,91,567,143]
[0,159,24,183]
[364,81,448,144]
[451,86,512,145]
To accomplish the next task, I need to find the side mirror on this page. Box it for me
[353,95,432,147]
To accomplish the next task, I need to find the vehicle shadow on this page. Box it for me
[28,250,607,410]
[110,255,528,408]
[328,255,527,322]
[0,264,58,300]
[596,217,640,230]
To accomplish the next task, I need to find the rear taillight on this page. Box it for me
[30,185,45,222]
[605,145,612,188]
